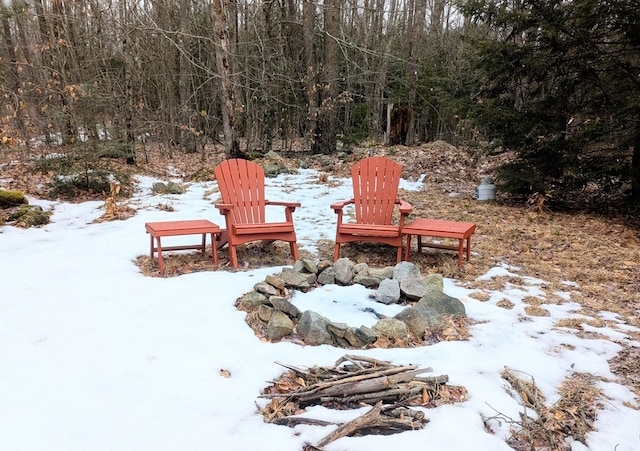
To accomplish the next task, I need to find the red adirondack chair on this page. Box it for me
[214,158,301,268]
[331,156,413,262]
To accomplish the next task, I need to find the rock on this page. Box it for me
[291,260,306,272]
[297,311,334,345]
[353,326,378,345]
[353,272,380,288]
[301,258,318,274]
[334,258,354,285]
[375,278,401,304]
[265,274,285,290]
[254,281,278,297]
[265,150,282,161]
[238,290,268,308]
[0,189,27,208]
[263,164,280,178]
[266,310,294,340]
[280,269,314,289]
[417,291,466,317]
[316,260,333,272]
[393,261,421,283]
[368,267,394,281]
[152,181,185,194]
[317,266,336,285]
[372,317,408,339]
[257,304,274,322]
[399,276,431,300]
[269,296,301,319]
[353,262,369,274]
[327,322,349,338]
[424,274,444,292]
[8,205,50,227]
[341,327,366,348]
[394,305,439,337]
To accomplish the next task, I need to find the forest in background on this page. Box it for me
[0,0,638,212]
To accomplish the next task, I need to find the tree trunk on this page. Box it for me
[405,0,426,146]
[303,0,319,150]
[316,0,339,154]
[631,113,640,203]
[211,0,243,158]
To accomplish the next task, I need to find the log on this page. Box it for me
[317,402,384,447]
[299,367,432,402]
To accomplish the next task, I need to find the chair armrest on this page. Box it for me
[267,200,301,211]
[214,203,234,214]
[330,199,354,212]
[398,200,413,215]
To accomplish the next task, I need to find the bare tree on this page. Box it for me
[211,0,243,157]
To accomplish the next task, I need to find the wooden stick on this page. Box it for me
[317,402,383,447]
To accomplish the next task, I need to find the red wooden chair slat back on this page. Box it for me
[215,159,267,225]
[351,156,401,225]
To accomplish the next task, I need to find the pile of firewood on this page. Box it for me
[260,354,467,448]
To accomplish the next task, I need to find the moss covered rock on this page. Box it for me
[7,205,50,227]
[151,182,186,195]
[0,189,28,208]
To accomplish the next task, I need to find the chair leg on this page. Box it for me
[333,243,341,261]
[290,242,299,262]
[229,245,239,269]
[396,245,403,263]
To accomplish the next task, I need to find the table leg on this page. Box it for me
[466,236,471,262]
[210,232,218,265]
[156,237,164,273]
[457,239,464,268]
[149,234,155,259]
[201,233,206,255]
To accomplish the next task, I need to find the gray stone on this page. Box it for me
[152,181,185,195]
[327,322,349,338]
[317,260,333,272]
[417,291,466,317]
[257,304,274,322]
[399,276,431,300]
[372,317,408,339]
[394,305,439,337]
[368,267,394,281]
[393,261,421,283]
[266,310,294,340]
[334,258,354,285]
[343,327,367,348]
[269,296,301,319]
[280,269,313,289]
[265,150,282,161]
[354,325,378,345]
[301,258,319,274]
[353,262,369,274]
[353,272,380,288]
[375,278,401,304]
[238,290,268,308]
[303,272,318,285]
[291,260,306,272]
[254,281,278,297]
[317,266,336,285]
[297,311,334,345]
[423,274,444,292]
[265,274,285,290]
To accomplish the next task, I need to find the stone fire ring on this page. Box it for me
[236,258,467,348]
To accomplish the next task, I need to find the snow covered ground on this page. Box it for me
[1,168,638,451]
